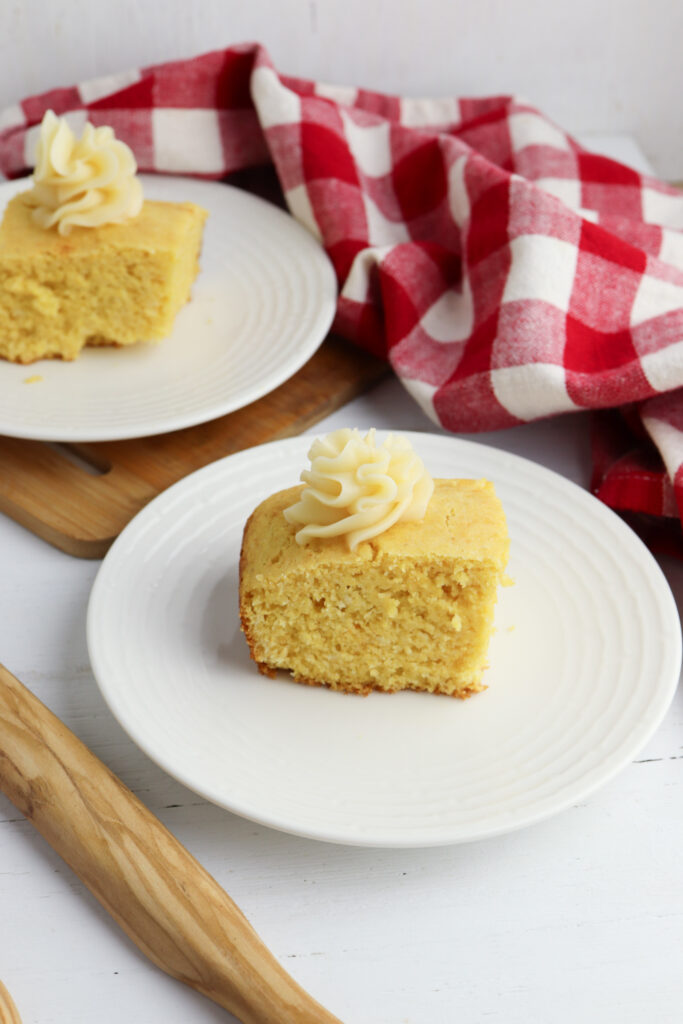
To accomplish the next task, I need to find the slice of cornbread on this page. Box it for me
[239,478,509,697]
[0,192,207,363]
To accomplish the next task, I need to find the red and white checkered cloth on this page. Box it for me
[2,45,683,549]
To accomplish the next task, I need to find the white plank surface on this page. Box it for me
[1,138,682,1024]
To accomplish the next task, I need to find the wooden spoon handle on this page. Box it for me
[0,663,342,1024]
[0,981,22,1024]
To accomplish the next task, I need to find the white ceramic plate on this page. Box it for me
[0,176,336,441]
[87,432,682,847]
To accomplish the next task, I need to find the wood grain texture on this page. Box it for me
[0,335,388,559]
[0,663,342,1024]
[0,982,22,1024]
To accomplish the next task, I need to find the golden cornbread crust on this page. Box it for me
[0,192,207,363]
[239,479,509,697]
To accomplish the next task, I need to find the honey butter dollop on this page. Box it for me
[283,428,434,550]
[25,110,143,235]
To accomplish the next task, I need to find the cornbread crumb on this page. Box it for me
[0,192,207,363]
[239,479,509,697]
[23,374,43,383]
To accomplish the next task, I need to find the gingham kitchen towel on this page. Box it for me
[2,44,683,545]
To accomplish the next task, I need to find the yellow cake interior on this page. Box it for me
[0,191,207,363]
[239,478,509,697]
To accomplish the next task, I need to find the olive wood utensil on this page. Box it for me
[0,981,21,1024]
[0,662,342,1024]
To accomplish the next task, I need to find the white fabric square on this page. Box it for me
[24,109,88,166]
[659,228,683,267]
[340,111,392,177]
[362,193,411,246]
[152,108,223,173]
[0,103,25,132]
[78,70,142,105]
[491,363,577,420]
[631,273,683,326]
[285,184,322,241]
[421,281,473,343]
[640,340,683,393]
[642,187,683,229]
[314,82,359,106]
[502,235,578,311]
[399,96,460,127]
[342,246,392,303]
[448,155,470,227]
[642,410,683,482]
[509,112,570,154]
[251,66,301,129]
[400,377,439,422]
[534,176,582,210]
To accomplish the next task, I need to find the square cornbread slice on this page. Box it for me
[0,191,207,363]
[239,478,509,697]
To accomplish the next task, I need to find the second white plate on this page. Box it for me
[0,175,337,441]
[87,432,681,847]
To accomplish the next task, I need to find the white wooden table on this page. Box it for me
[1,139,682,1024]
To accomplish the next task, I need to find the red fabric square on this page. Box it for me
[508,176,581,245]
[355,90,401,120]
[328,238,367,282]
[362,173,409,226]
[579,218,647,274]
[469,246,511,322]
[435,372,520,432]
[449,314,498,381]
[456,98,512,130]
[89,77,154,111]
[335,295,387,359]
[0,130,26,179]
[281,74,315,98]
[301,121,359,186]
[217,109,269,172]
[596,216,663,258]
[22,87,81,122]
[392,323,468,387]
[564,316,640,375]
[493,301,568,368]
[513,146,578,182]
[632,309,683,359]
[378,268,420,350]
[392,138,448,221]
[305,179,367,247]
[147,50,251,109]
[570,246,643,332]
[88,109,154,168]
[564,318,654,407]
[466,179,510,265]
[383,242,461,311]
[582,182,643,220]
[578,151,641,187]
[456,110,513,172]
[404,196,462,250]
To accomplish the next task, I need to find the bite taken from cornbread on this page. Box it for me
[0,111,207,363]
[239,430,509,698]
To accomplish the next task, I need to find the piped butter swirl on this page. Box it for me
[25,110,143,235]
[283,428,434,550]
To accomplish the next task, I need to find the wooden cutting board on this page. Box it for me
[0,335,388,559]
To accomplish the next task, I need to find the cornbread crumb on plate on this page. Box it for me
[0,194,207,364]
[239,478,509,697]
